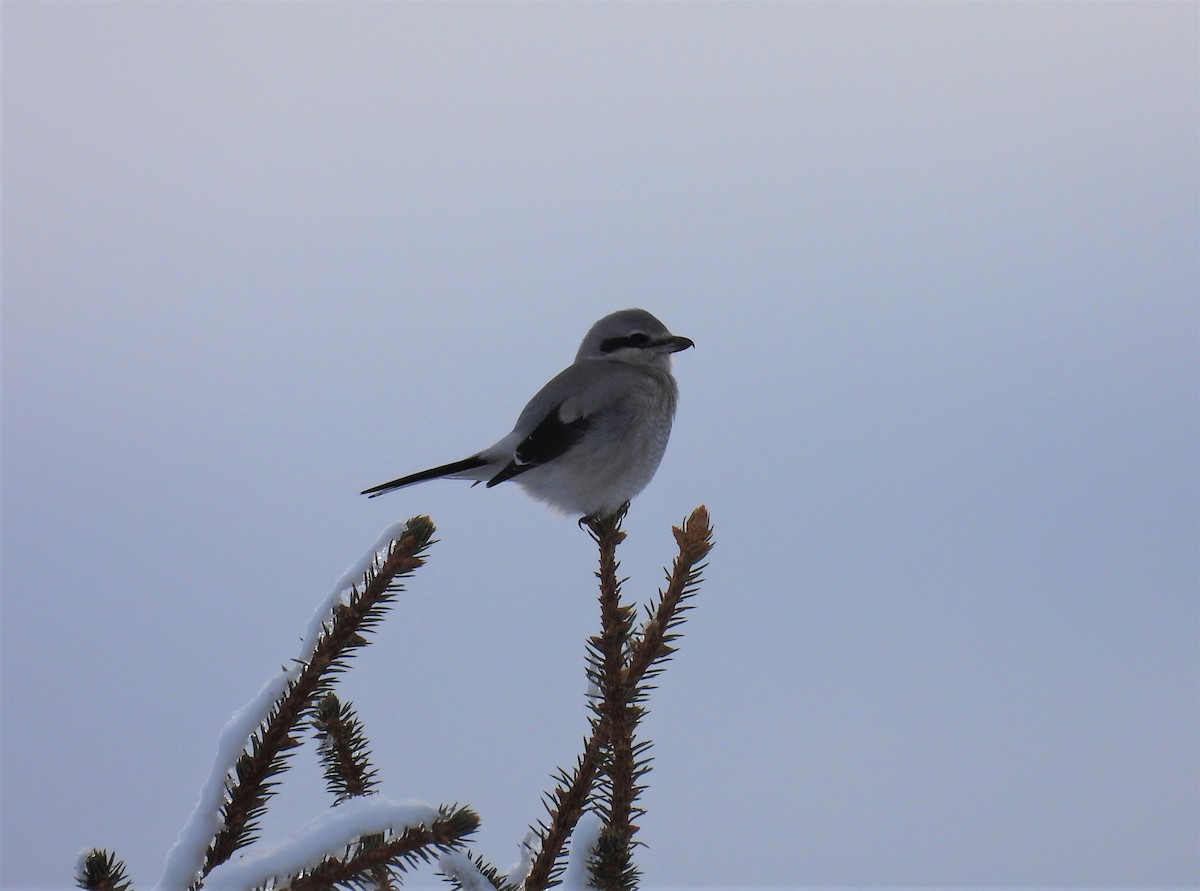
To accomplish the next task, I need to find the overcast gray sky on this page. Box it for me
[3,2,1197,888]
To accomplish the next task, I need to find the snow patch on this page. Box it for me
[561,810,603,888]
[439,850,491,890]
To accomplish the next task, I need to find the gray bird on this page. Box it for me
[362,308,694,518]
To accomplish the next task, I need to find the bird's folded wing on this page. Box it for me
[485,362,639,487]
[485,407,591,487]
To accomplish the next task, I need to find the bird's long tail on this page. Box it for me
[360,455,489,498]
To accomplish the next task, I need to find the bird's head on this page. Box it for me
[576,308,695,368]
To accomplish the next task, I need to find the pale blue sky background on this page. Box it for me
[3,2,1197,888]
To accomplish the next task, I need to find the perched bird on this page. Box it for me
[362,308,694,518]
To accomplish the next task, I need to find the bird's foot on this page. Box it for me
[578,501,631,534]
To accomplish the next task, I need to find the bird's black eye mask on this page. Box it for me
[599,332,652,353]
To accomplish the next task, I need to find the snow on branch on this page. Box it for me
[156,516,437,891]
[204,799,477,891]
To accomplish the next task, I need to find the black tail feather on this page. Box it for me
[361,455,489,498]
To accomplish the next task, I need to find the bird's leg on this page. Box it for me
[578,501,631,533]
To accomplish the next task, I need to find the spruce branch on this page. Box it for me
[624,506,713,690]
[310,692,390,889]
[311,693,380,804]
[439,851,517,891]
[201,517,436,882]
[526,506,713,891]
[584,510,640,891]
[275,805,480,891]
[525,733,605,889]
[81,508,712,891]
[76,849,133,891]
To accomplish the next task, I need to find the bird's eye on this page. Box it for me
[626,332,650,346]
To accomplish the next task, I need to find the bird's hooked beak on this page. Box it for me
[657,334,695,354]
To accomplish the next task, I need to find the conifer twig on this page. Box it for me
[586,509,640,889]
[311,692,379,804]
[624,505,713,687]
[525,733,604,890]
[310,692,391,888]
[525,506,714,891]
[84,509,713,891]
[275,805,480,891]
[76,849,133,891]
[439,850,514,891]
[200,517,436,882]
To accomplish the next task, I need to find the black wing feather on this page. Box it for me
[486,406,591,488]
